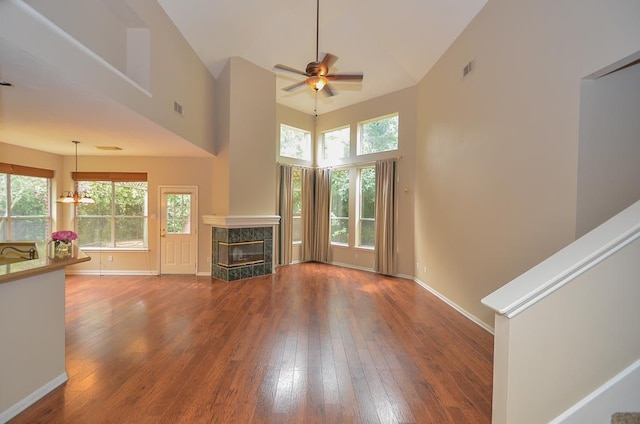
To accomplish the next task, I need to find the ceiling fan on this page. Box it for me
[274,0,363,97]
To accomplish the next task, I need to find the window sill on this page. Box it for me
[80,248,150,253]
[355,245,374,251]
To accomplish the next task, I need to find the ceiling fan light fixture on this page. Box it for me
[306,75,328,91]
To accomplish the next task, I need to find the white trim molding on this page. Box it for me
[0,372,68,423]
[415,278,495,334]
[201,215,280,228]
[482,200,640,318]
[549,359,640,424]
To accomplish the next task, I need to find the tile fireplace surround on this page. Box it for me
[202,215,280,282]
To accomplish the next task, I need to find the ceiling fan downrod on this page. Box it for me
[315,0,320,62]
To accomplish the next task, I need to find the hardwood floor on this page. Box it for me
[11,263,493,423]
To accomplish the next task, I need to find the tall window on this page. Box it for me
[322,126,350,162]
[76,174,148,249]
[358,113,399,155]
[330,169,349,244]
[280,124,312,161]
[358,167,375,247]
[292,168,302,243]
[0,164,52,241]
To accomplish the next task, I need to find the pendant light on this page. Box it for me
[57,140,95,204]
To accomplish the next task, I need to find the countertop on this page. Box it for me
[0,241,90,284]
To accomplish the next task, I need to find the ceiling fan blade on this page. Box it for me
[319,53,338,75]
[282,80,307,92]
[326,73,364,82]
[274,64,309,77]
[321,84,335,97]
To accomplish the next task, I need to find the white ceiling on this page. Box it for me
[158,0,487,115]
[0,0,486,157]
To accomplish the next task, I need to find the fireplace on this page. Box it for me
[218,240,264,267]
[202,215,280,282]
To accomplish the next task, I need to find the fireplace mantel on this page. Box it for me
[202,215,280,229]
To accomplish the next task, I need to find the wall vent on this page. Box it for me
[173,101,184,116]
[462,59,475,79]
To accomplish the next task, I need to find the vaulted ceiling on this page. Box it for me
[0,0,486,157]
[158,0,487,115]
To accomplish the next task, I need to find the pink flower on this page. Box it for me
[52,230,78,243]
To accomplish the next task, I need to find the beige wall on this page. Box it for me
[0,269,67,417]
[494,237,640,423]
[9,0,216,154]
[576,62,640,238]
[24,0,130,73]
[63,155,215,275]
[212,60,232,214]
[213,57,277,216]
[227,57,277,215]
[1,142,215,275]
[415,0,640,325]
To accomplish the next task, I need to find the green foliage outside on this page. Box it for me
[292,170,302,242]
[166,194,191,233]
[0,174,50,241]
[359,167,376,247]
[359,114,399,155]
[77,181,148,248]
[280,125,311,160]
[330,169,349,244]
[323,127,350,161]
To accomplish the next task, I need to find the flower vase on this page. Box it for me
[54,241,71,258]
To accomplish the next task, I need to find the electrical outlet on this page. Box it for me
[108,255,113,262]
[423,265,427,273]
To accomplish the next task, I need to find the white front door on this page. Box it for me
[160,186,198,275]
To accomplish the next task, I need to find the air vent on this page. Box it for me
[173,101,184,116]
[97,146,123,151]
[462,59,475,79]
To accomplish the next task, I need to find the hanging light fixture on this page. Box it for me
[57,140,95,205]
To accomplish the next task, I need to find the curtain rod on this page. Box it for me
[277,155,402,169]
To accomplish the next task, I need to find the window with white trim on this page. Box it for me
[357,167,375,248]
[322,126,350,162]
[0,164,52,241]
[357,113,399,155]
[292,168,302,243]
[330,169,349,244]
[75,173,148,249]
[280,124,312,161]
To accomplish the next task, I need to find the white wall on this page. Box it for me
[415,0,640,326]
[576,62,640,238]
